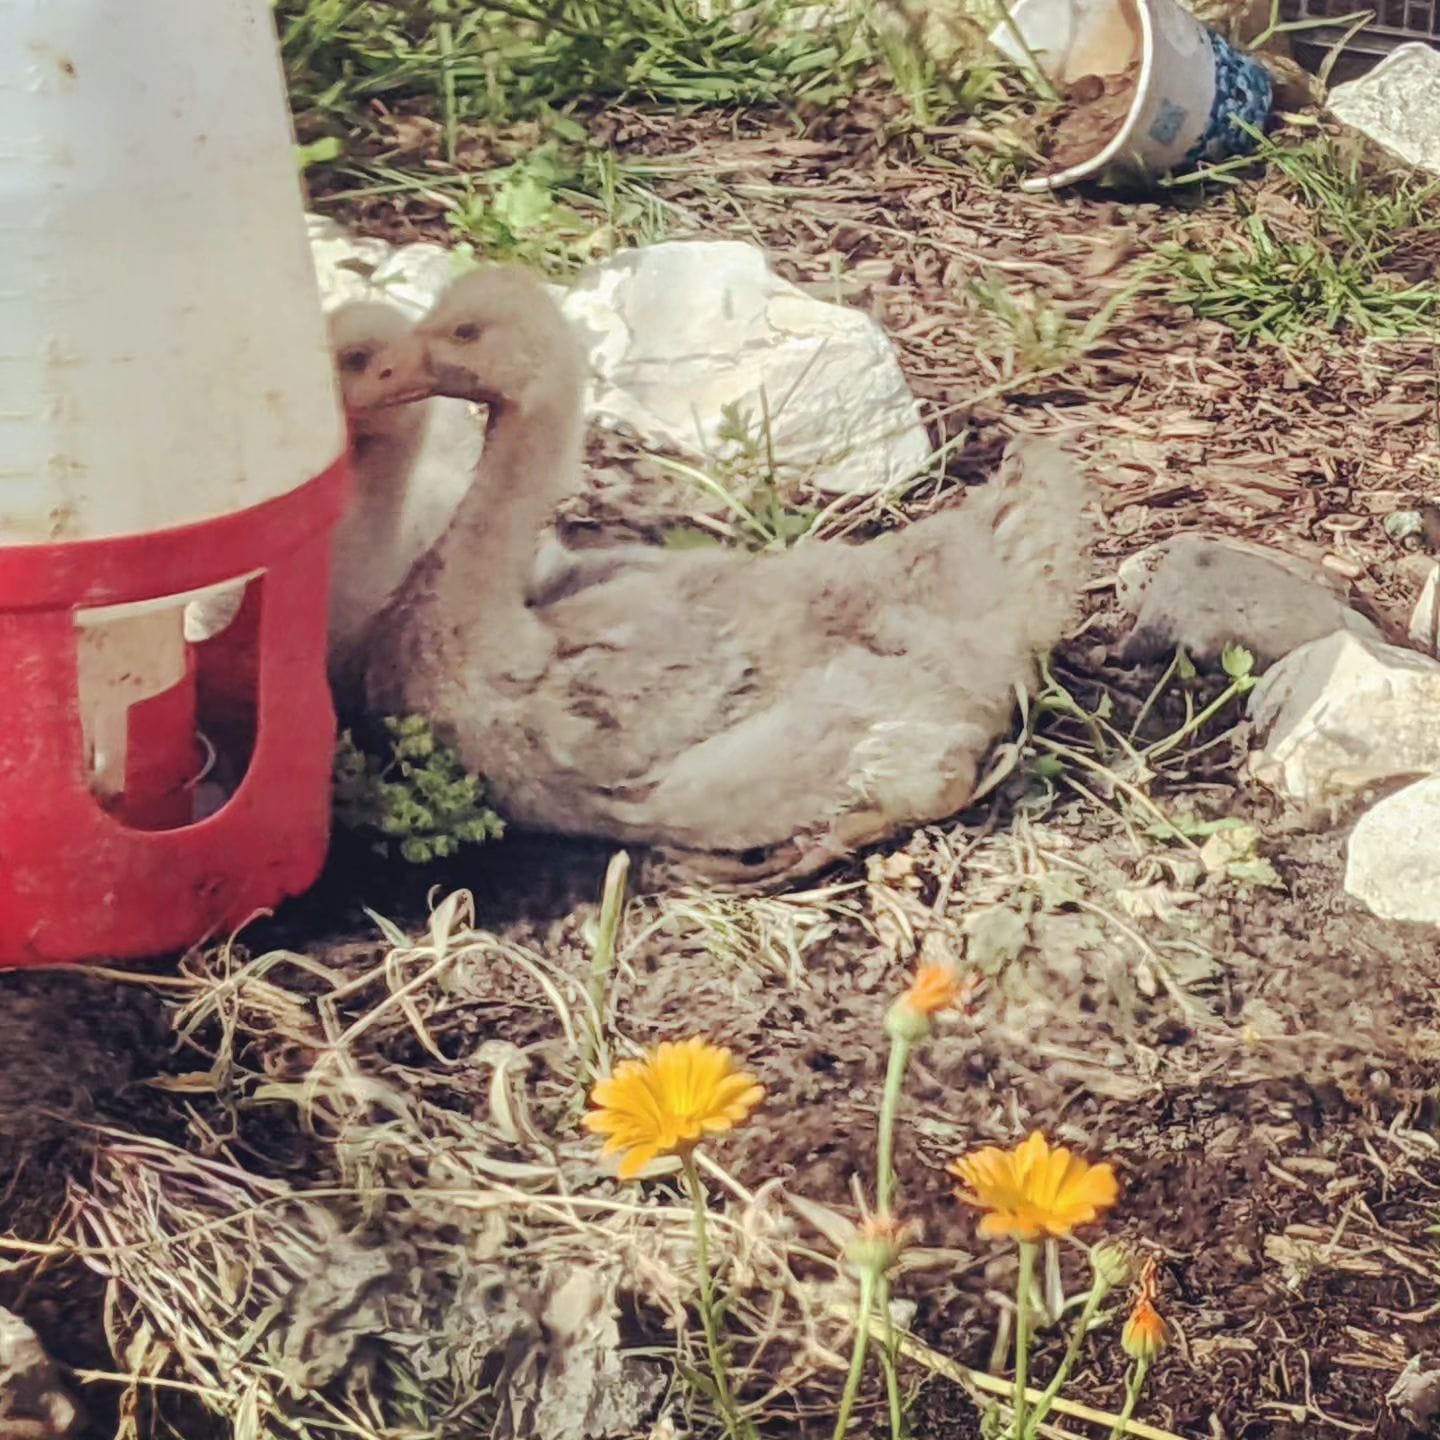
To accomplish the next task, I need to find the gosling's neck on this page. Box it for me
[436,377,585,616]
[347,402,431,518]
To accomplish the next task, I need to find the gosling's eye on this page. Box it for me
[453,321,482,342]
[338,347,371,374]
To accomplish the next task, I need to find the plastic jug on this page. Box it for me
[0,0,350,964]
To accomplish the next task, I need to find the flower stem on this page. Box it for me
[682,1151,746,1440]
[872,1033,912,1436]
[1144,678,1250,762]
[875,1035,911,1217]
[1105,1360,1150,1440]
[1022,1277,1108,1438]
[1011,1242,1038,1440]
[877,1273,906,1439]
[832,1266,878,1440]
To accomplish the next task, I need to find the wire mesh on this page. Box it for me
[1285,0,1438,46]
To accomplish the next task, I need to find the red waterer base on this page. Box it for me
[0,455,350,967]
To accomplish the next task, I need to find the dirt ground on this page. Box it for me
[3,94,1439,1440]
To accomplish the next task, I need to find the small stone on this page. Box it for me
[0,1307,83,1439]
[1386,1350,1440,1424]
[1116,534,1377,669]
[1407,561,1440,656]
[1345,775,1440,924]
[1248,631,1440,807]
[1384,508,1427,548]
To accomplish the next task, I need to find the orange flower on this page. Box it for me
[1122,1296,1168,1361]
[905,963,964,1016]
[949,1131,1118,1241]
[583,1037,764,1180]
[887,961,974,1041]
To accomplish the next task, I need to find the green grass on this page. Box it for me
[657,396,820,552]
[443,135,675,268]
[965,269,1154,380]
[277,0,976,134]
[280,0,1020,271]
[1160,131,1440,344]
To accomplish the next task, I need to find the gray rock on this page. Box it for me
[1248,630,1440,807]
[1116,535,1378,669]
[1347,776,1440,923]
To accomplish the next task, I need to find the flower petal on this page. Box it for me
[583,1037,762,1180]
[951,1132,1117,1241]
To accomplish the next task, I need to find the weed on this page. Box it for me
[1165,209,1440,343]
[1161,132,1440,343]
[279,0,875,131]
[333,714,505,863]
[966,269,1155,384]
[1020,646,1261,888]
[581,850,630,1079]
[443,138,671,269]
[658,396,820,552]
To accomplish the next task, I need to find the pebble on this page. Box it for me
[0,1306,84,1439]
[1407,560,1440,656]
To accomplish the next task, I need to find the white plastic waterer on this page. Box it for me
[0,0,351,964]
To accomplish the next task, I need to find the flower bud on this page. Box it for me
[1090,1241,1133,1290]
[844,1215,914,1276]
[1121,1297,1168,1362]
[884,996,933,1044]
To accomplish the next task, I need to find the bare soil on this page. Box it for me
[3,92,1439,1440]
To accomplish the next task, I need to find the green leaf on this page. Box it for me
[1221,643,1256,684]
[295,136,342,170]
[332,715,505,865]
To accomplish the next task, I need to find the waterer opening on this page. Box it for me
[75,571,264,832]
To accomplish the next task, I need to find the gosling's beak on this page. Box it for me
[349,335,437,410]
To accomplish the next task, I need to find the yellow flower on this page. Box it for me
[584,1037,764,1180]
[1121,1296,1168,1361]
[948,1131,1118,1241]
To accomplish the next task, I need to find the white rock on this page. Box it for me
[1408,560,1440,656]
[1116,534,1377,668]
[565,240,931,495]
[307,214,461,317]
[1328,43,1440,179]
[1247,630,1440,806]
[306,221,931,497]
[1345,774,1440,924]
